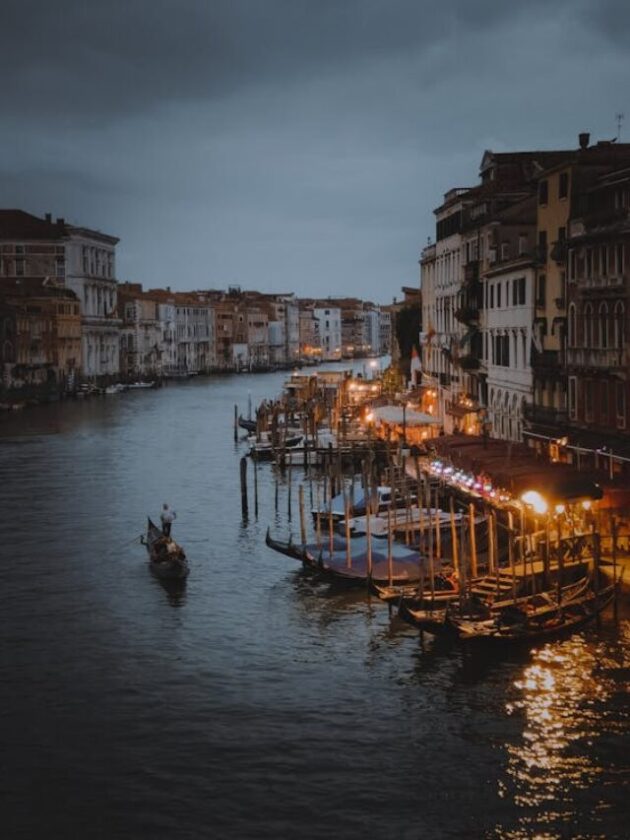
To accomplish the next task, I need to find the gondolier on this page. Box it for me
[160,503,176,536]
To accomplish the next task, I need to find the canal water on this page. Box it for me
[1,369,629,840]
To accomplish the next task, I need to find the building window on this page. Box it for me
[518,276,526,305]
[614,301,626,348]
[538,179,548,205]
[536,274,546,307]
[599,302,609,348]
[583,302,593,348]
[616,243,624,276]
[538,230,548,260]
[568,303,576,347]
[584,380,594,421]
[601,245,608,276]
[617,381,626,429]
[490,284,494,309]
[497,283,502,308]
[601,381,609,424]
[568,376,577,420]
[559,171,569,200]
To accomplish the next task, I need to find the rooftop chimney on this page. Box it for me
[56,216,65,225]
[44,212,52,223]
[579,132,590,150]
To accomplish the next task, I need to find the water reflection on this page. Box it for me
[495,620,630,839]
[154,577,188,608]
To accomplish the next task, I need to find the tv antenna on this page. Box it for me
[615,112,625,140]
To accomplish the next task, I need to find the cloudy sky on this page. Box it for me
[1,0,629,302]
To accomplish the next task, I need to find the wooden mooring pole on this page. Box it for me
[240,456,248,519]
[234,404,238,442]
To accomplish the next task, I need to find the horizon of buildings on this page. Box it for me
[0,209,400,398]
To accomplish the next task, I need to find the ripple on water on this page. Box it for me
[2,373,629,840]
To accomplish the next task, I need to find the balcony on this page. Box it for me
[454,305,479,326]
[523,403,569,428]
[457,354,480,371]
[576,274,627,291]
[566,346,628,369]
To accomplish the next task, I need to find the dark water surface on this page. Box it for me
[2,371,629,840]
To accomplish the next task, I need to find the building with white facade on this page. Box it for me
[0,210,120,381]
[421,189,471,433]
[483,258,535,441]
[175,295,215,374]
[314,306,342,360]
[363,305,381,356]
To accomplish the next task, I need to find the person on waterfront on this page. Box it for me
[160,503,176,537]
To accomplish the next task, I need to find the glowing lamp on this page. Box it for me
[520,490,548,515]
[581,500,592,510]
[555,503,565,515]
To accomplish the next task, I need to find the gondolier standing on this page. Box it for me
[160,503,176,537]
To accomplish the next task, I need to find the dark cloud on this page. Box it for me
[0,1,628,300]
[3,0,554,121]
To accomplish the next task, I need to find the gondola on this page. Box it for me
[449,578,616,644]
[369,573,459,605]
[238,415,257,433]
[398,574,593,636]
[144,518,189,580]
[248,434,304,461]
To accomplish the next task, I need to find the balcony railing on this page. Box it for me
[522,403,569,427]
[457,354,480,371]
[576,274,627,291]
[454,306,479,325]
[566,346,627,369]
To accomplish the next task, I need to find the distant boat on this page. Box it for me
[104,383,127,395]
[238,415,257,433]
[143,518,189,580]
[128,381,156,390]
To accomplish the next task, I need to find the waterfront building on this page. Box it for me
[174,293,215,374]
[298,303,321,361]
[421,188,472,433]
[338,298,367,358]
[313,305,342,360]
[379,307,393,358]
[0,210,120,382]
[363,304,381,356]
[118,283,163,380]
[525,135,630,457]
[0,277,81,394]
[566,164,630,472]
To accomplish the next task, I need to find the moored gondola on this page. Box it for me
[238,415,257,433]
[144,517,189,580]
[449,578,618,644]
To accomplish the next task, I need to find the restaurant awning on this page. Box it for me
[373,406,441,427]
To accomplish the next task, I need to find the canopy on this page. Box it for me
[373,406,440,427]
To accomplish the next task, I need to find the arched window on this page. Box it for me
[583,303,593,348]
[599,302,609,349]
[614,301,626,349]
[568,303,577,348]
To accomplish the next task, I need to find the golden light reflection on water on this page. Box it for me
[495,619,630,839]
